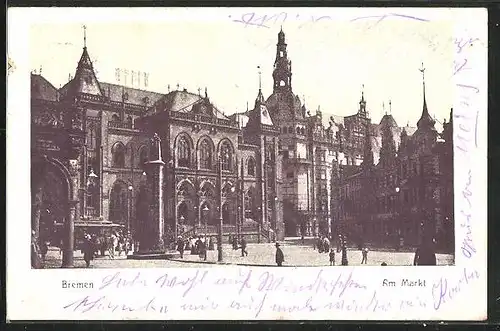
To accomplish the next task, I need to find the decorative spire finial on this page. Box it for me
[389,99,392,114]
[83,25,87,48]
[176,83,180,90]
[361,84,365,101]
[205,87,208,98]
[257,65,262,91]
[383,102,386,115]
[198,87,201,96]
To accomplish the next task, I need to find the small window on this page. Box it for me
[280,80,285,87]
[286,171,294,178]
[280,51,284,57]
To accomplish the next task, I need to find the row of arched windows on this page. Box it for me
[111,136,258,175]
[177,135,258,176]
[111,142,149,169]
[176,135,235,171]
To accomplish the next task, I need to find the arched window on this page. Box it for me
[296,127,301,134]
[177,136,190,168]
[199,139,212,170]
[247,157,256,176]
[111,114,120,122]
[112,142,125,168]
[126,116,133,128]
[220,141,232,171]
[138,146,148,168]
[288,127,293,134]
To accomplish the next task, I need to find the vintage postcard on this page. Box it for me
[7,7,487,320]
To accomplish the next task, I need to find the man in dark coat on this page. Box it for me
[82,234,94,268]
[275,242,284,266]
[177,236,185,259]
[413,238,437,266]
[240,236,248,257]
[341,243,348,266]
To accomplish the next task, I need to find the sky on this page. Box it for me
[28,8,456,128]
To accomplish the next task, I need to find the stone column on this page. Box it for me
[144,133,165,252]
[62,199,78,268]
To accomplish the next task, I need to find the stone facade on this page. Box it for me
[31,29,453,252]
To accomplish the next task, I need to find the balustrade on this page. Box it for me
[108,121,133,129]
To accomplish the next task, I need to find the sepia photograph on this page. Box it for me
[7,7,488,321]
[29,14,456,270]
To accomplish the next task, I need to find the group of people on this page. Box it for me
[177,235,214,260]
[81,231,132,267]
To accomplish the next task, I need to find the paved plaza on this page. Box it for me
[43,238,454,268]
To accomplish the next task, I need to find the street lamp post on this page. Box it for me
[202,205,209,240]
[127,185,133,236]
[179,214,185,236]
[395,186,400,250]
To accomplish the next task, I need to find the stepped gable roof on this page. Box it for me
[31,74,59,101]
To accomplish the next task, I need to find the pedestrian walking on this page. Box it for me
[240,236,248,257]
[117,236,124,257]
[232,236,238,250]
[83,234,94,268]
[301,234,305,245]
[108,234,116,259]
[199,237,207,261]
[361,247,368,264]
[177,236,185,259]
[275,242,284,266]
[329,249,335,266]
[317,236,324,253]
[323,237,330,253]
[341,244,348,266]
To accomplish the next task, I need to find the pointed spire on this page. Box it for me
[361,84,365,102]
[71,25,102,96]
[417,62,436,130]
[83,24,87,48]
[383,102,386,115]
[205,87,208,98]
[39,65,42,75]
[389,99,392,114]
[168,84,170,92]
[246,101,249,112]
[198,87,201,96]
[255,66,265,106]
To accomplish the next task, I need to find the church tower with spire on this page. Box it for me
[414,62,438,153]
[244,66,283,241]
[272,27,292,93]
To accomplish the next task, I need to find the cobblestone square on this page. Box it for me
[43,239,453,268]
